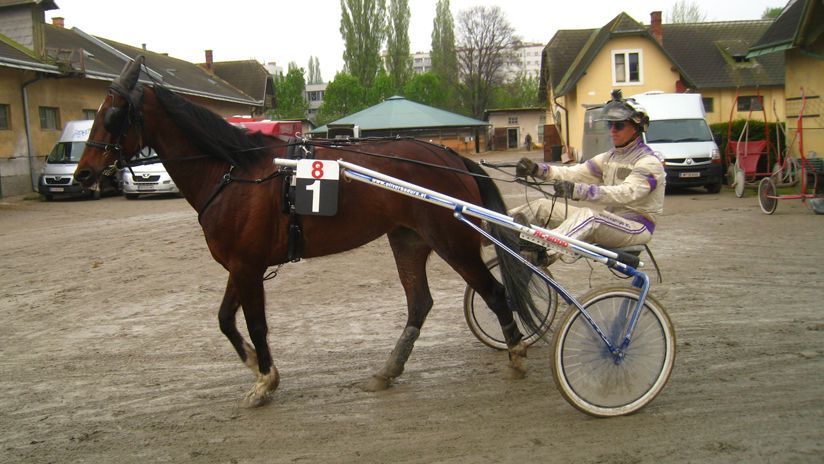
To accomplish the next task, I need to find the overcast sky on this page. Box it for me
[47,0,786,82]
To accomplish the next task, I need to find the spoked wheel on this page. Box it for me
[734,167,746,198]
[463,257,558,350]
[551,287,675,417]
[758,177,778,215]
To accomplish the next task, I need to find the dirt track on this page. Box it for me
[1,154,823,463]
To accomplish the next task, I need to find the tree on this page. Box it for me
[307,56,323,84]
[385,0,412,92]
[490,72,541,109]
[403,72,448,108]
[430,0,459,111]
[316,72,367,125]
[455,6,516,119]
[268,62,308,120]
[668,0,707,23]
[761,6,783,19]
[366,70,396,106]
[340,0,387,87]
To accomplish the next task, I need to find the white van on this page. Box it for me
[37,120,120,200]
[631,92,723,193]
[582,92,723,193]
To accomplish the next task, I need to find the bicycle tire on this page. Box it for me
[551,287,675,417]
[463,257,558,350]
[758,177,778,215]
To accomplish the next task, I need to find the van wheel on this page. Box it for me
[44,194,53,202]
[125,193,139,200]
[90,189,101,200]
[705,182,721,194]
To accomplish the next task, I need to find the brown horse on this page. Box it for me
[76,56,542,407]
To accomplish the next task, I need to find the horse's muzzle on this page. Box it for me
[75,168,94,186]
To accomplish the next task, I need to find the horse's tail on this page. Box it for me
[461,158,547,338]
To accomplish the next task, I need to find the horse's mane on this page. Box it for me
[152,85,269,167]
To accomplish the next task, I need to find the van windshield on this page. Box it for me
[646,119,714,143]
[46,141,87,163]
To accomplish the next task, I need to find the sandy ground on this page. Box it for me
[1,152,823,463]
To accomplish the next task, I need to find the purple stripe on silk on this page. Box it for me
[567,213,654,238]
[647,174,658,191]
[586,160,602,179]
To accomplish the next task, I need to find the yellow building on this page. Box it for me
[749,0,823,159]
[540,11,785,161]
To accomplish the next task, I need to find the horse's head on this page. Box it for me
[75,55,147,187]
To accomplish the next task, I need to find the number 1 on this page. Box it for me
[305,180,321,212]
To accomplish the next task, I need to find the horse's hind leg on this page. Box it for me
[445,248,529,379]
[217,277,258,373]
[366,228,433,391]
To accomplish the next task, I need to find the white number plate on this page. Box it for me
[137,185,155,191]
[295,160,339,216]
[679,172,701,178]
[49,187,64,192]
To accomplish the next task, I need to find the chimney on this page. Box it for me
[52,17,65,28]
[650,11,663,45]
[205,49,213,72]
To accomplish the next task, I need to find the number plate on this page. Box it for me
[49,187,64,192]
[679,172,701,178]
[294,160,339,216]
[137,185,155,191]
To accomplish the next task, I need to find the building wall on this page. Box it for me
[487,110,546,150]
[784,36,824,157]
[698,87,786,126]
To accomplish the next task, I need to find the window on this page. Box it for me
[737,95,763,112]
[39,107,60,130]
[612,50,642,85]
[702,97,714,113]
[0,104,9,130]
[508,116,518,125]
[82,109,97,120]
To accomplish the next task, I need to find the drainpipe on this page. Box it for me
[22,75,44,192]
[552,94,570,152]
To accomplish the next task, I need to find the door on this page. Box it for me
[507,128,518,149]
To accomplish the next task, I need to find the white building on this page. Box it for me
[304,82,327,120]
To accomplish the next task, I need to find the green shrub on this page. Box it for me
[709,119,787,168]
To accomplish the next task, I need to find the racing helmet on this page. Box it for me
[599,89,649,132]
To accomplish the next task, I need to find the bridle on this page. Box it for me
[85,82,145,177]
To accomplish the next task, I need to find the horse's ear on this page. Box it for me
[112,55,145,92]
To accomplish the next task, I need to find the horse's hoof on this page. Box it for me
[505,366,527,380]
[241,391,271,408]
[364,375,391,392]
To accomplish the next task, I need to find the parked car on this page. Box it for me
[38,120,120,200]
[121,148,180,199]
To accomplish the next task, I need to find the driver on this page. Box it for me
[510,90,665,265]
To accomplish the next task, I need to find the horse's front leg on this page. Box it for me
[366,229,433,391]
[232,273,279,408]
[217,277,258,373]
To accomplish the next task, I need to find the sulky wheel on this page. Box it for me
[550,287,675,417]
[734,167,746,198]
[758,177,778,215]
[463,257,557,350]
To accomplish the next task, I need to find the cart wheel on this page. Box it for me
[758,178,778,215]
[734,168,746,198]
[551,287,675,417]
[463,257,558,350]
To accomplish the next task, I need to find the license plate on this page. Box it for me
[49,187,65,192]
[137,185,155,191]
[679,172,701,178]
